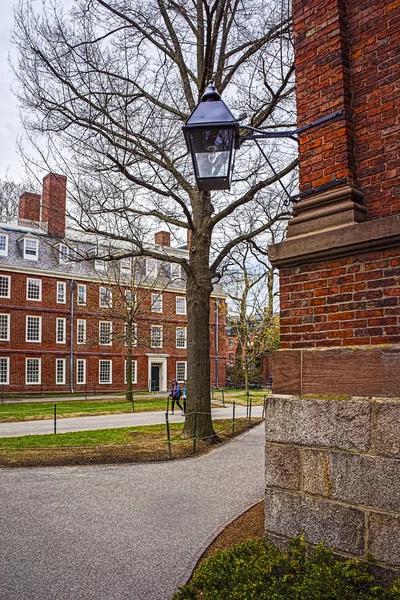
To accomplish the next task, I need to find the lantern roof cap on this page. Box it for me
[185,82,237,128]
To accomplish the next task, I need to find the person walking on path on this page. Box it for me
[169,379,183,415]
[182,380,187,416]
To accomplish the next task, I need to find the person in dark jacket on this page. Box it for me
[169,379,183,415]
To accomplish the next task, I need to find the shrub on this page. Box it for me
[172,536,400,600]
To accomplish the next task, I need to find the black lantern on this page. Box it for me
[183,81,239,191]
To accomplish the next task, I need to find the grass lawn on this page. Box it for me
[211,388,269,406]
[0,418,262,468]
[0,397,169,423]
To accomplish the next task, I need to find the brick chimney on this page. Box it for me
[154,231,171,247]
[41,173,67,237]
[18,192,41,223]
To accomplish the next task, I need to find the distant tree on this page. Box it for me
[0,178,24,221]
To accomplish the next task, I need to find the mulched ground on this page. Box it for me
[0,419,262,468]
[199,501,264,563]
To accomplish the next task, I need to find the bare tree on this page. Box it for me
[225,242,274,392]
[89,255,185,403]
[0,177,26,221]
[12,0,297,440]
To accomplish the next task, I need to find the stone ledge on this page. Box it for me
[268,213,400,268]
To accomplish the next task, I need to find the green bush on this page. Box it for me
[172,536,400,600]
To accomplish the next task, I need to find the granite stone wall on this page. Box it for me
[265,394,400,572]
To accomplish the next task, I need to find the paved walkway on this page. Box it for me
[0,422,265,600]
[0,404,263,437]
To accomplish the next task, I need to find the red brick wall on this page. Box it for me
[294,0,400,219]
[280,249,400,349]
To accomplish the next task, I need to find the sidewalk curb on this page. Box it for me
[176,498,264,592]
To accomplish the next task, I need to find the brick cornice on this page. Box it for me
[269,213,400,268]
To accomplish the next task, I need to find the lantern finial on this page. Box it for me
[201,81,221,102]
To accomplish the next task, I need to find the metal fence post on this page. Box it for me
[249,397,252,424]
[193,409,197,455]
[1,385,3,403]
[85,383,87,401]
[165,412,172,459]
[222,389,225,407]
[232,401,235,435]
[54,404,57,434]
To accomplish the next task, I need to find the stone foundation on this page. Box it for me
[265,395,400,573]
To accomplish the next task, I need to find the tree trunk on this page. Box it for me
[126,320,133,405]
[182,220,218,443]
[244,359,249,395]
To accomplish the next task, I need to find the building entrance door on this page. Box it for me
[150,364,160,391]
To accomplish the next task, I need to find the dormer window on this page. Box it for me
[23,238,39,261]
[95,259,106,272]
[0,234,8,257]
[59,243,69,264]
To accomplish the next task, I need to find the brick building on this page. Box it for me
[0,173,227,394]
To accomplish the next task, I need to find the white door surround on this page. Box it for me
[146,354,169,392]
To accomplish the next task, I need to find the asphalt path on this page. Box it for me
[0,404,263,437]
[0,422,265,600]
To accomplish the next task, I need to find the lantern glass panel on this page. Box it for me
[188,128,234,180]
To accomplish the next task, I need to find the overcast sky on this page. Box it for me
[0,0,24,182]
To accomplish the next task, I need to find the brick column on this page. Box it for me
[265,0,400,572]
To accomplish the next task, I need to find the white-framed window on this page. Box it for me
[99,359,112,384]
[176,361,187,383]
[26,358,41,384]
[124,360,137,384]
[77,284,87,305]
[0,234,9,257]
[57,282,66,304]
[176,296,186,315]
[99,321,112,345]
[76,359,86,385]
[26,278,42,301]
[58,243,69,264]
[26,316,42,342]
[228,352,234,363]
[99,286,112,308]
[146,259,158,278]
[151,325,163,348]
[56,318,66,344]
[77,319,87,344]
[0,314,10,341]
[124,322,137,346]
[176,327,187,348]
[228,339,233,347]
[23,238,39,261]
[151,293,163,313]
[95,259,106,272]
[0,357,9,384]
[56,358,66,385]
[0,275,10,298]
[125,289,137,307]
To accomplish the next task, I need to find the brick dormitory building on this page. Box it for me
[0,173,227,394]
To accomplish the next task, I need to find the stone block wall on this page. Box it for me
[265,395,400,572]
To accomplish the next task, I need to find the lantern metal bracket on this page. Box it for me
[238,109,343,143]
[238,110,343,205]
